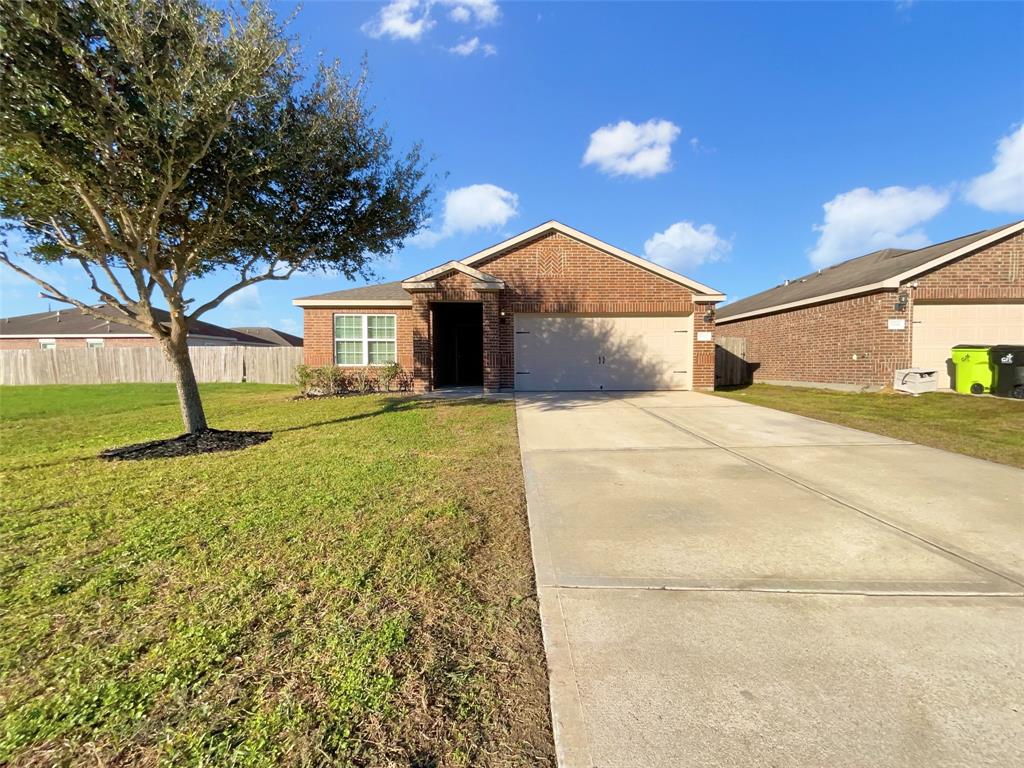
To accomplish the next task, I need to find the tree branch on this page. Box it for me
[187,262,298,320]
[0,256,160,335]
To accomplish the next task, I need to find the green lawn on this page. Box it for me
[0,385,554,767]
[713,384,1024,468]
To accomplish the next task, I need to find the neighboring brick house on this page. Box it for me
[294,221,725,392]
[716,220,1024,390]
[0,307,281,349]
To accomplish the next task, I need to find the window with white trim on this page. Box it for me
[39,339,56,350]
[334,314,397,366]
[86,338,104,348]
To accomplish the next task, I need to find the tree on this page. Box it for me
[0,0,430,432]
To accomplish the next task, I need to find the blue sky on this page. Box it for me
[2,0,1022,334]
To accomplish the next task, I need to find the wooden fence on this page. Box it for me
[0,346,304,386]
[715,336,750,387]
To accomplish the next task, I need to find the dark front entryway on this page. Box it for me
[432,302,483,386]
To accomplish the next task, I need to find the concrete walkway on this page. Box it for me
[516,391,1024,768]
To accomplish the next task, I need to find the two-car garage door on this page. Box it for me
[514,314,693,391]
[912,303,1024,388]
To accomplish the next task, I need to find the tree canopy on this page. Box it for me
[0,0,431,431]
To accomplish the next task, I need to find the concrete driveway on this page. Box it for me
[516,391,1023,768]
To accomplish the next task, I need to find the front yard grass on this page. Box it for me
[0,384,554,766]
[713,384,1024,468]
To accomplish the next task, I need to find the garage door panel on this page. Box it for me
[912,303,1024,388]
[515,314,693,391]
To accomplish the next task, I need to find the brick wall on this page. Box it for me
[302,307,414,371]
[717,230,1024,389]
[910,230,1023,302]
[483,232,709,389]
[302,231,718,391]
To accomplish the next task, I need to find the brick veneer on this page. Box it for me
[302,306,414,370]
[303,231,718,392]
[717,230,1024,389]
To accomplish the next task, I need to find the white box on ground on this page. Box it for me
[893,367,938,395]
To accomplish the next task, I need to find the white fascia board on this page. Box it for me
[292,298,412,308]
[459,220,726,297]
[717,282,895,324]
[404,260,501,284]
[400,281,437,291]
[717,220,1024,324]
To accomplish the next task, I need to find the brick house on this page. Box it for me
[0,307,286,349]
[716,220,1024,390]
[294,221,725,392]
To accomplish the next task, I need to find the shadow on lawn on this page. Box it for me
[275,394,491,434]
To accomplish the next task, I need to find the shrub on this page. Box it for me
[295,364,347,396]
[377,362,404,393]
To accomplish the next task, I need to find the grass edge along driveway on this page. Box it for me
[712,384,1024,468]
[0,384,554,767]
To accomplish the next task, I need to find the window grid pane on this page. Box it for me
[368,341,396,364]
[335,340,362,365]
[367,315,395,340]
[334,315,363,341]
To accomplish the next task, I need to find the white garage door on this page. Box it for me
[912,303,1024,388]
[514,314,693,391]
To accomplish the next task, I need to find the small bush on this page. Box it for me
[377,362,404,393]
[295,364,347,396]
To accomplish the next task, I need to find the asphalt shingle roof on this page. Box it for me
[230,327,304,347]
[0,307,268,343]
[294,281,409,302]
[717,222,1021,321]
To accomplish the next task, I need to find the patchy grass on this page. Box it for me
[0,384,554,767]
[713,384,1024,468]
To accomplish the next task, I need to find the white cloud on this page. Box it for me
[440,0,500,25]
[448,36,496,56]
[409,183,518,247]
[223,284,262,310]
[643,221,732,269]
[964,124,1024,215]
[808,185,950,268]
[583,119,681,178]
[278,317,299,333]
[362,0,435,41]
[363,0,499,43]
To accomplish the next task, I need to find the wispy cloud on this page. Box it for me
[583,119,681,178]
[363,0,500,49]
[448,36,496,56]
[808,185,950,268]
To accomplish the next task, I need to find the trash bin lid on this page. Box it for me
[988,345,1024,366]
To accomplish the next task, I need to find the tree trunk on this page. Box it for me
[165,336,208,433]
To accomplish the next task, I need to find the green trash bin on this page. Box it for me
[951,345,993,394]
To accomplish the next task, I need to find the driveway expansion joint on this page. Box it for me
[622,398,1024,592]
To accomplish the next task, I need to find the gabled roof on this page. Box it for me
[292,220,726,307]
[0,306,268,343]
[231,327,304,347]
[718,220,1024,323]
[461,220,725,299]
[402,260,505,290]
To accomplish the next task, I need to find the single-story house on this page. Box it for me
[294,221,725,392]
[0,307,283,349]
[230,327,304,347]
[716,220,1024,390]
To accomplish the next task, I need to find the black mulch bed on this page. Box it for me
[99,428,272,461]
